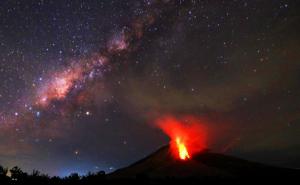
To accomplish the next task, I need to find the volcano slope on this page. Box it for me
[109,145,299,184]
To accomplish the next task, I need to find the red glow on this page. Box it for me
[156,115,207,160]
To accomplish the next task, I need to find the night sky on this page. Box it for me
[0,0,299,176]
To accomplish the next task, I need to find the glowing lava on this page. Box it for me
[156,115,207,160]
[176,137,190,160]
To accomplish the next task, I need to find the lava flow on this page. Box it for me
[156,115,207,160]
[176,137,190,160]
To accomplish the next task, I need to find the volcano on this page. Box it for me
[109,145,299,182]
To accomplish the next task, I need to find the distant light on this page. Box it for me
[109,167,114,171]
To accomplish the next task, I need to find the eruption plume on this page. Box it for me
[156,115,207,160]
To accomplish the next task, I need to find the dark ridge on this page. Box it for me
[1,145,299,184]
[109,145,300,181]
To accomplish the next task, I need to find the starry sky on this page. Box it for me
[0,0,299,176]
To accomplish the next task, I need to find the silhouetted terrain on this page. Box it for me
[109,145,299,183]
[1,145,299,184]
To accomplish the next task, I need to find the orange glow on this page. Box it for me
[176,137,190,160]
[156,115,207,160]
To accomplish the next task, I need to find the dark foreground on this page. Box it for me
[0,173,299,185]
[1,146,299,184]
[0,165,299,185]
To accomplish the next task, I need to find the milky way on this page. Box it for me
[1,0,168,125]
[0,0,300,176]
[0,0,192,175]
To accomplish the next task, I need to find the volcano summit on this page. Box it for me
[109,145,299,183]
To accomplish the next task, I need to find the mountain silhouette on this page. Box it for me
[0,145,299,184]
[109,145,299,182]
